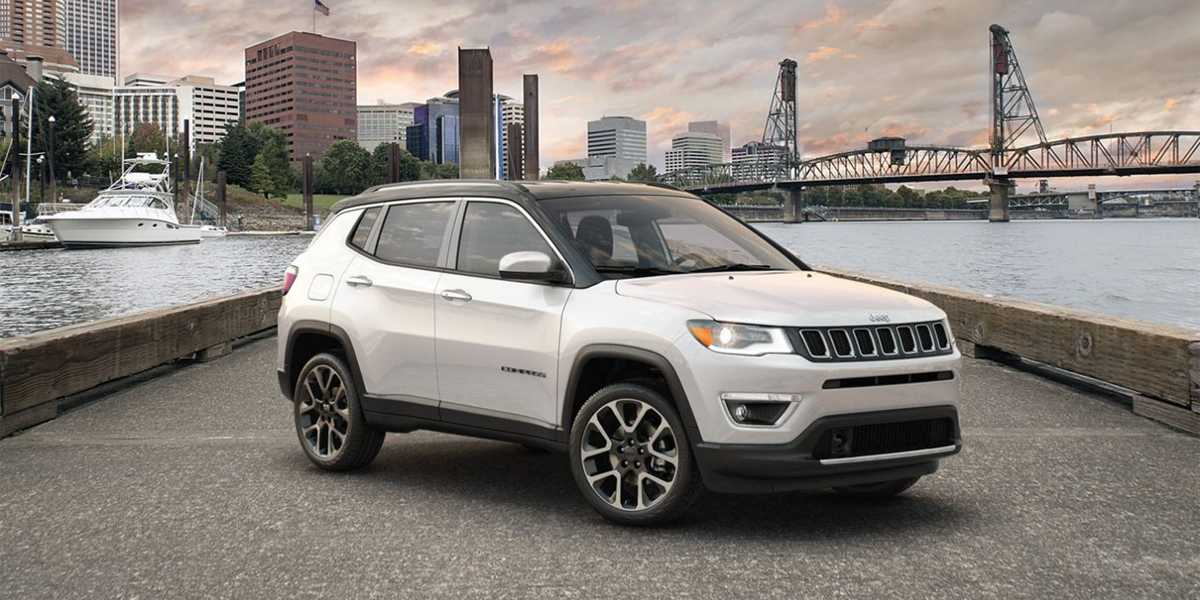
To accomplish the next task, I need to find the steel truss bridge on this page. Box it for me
[661,26,1200,220]
[663,131,1200,193]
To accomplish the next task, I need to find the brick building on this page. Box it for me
[244,31,356,161]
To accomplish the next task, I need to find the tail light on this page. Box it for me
[282,265,299,295]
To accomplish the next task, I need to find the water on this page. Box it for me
[756,219,1200,332]
[2,220,1198,338]
[0,236,312,338]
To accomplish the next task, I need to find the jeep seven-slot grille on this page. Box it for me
[791,321,953,362]
[812,417,955,460]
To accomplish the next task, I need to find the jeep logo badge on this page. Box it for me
[869,314,891,323]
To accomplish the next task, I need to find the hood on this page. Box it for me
[616,271,942,327]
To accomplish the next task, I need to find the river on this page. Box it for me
[1,219,1197,338]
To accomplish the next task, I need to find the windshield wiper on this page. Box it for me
[687,263,778,273]
[594,265,684,277]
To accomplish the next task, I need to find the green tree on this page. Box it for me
[369,143,390,187]
[257,136,292,199]
[86,135,123,182]
[32,77,93,180]
[127,122,166,156]
[317,140,372,194]
[434,162,458,179]
[216,123,256,188]
[627,163,659,183]
[247,153,274,198]
[546,162,585,181]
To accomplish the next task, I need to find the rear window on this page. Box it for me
[373,201,456,267]
[349,207,381,251]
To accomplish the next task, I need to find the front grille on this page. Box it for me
[789,321,953,362]
[812,417,955,460]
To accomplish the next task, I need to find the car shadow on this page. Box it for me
[308,434,978,539]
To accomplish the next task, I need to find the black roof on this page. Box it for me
[329,180,695,214]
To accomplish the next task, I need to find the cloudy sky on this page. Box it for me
[123,0,1198,186]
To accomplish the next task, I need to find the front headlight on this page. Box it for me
[686,320,793,356]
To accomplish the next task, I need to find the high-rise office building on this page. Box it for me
[0,0,67,48]
[406,94,459,165]
[357,102,418,151]
[64,0,116,78]
[499,96,523,179]
[664,131,723,173]
[688,120,730,163]
[115,73,240,149]
[586,115,645,179]
[731,141,788,179]
[244,31,357,161]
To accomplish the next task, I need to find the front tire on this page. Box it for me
[569,383,702,526]
[293,352,384,471]
[832,476,920,498]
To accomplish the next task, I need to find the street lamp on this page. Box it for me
[46,115,56,203]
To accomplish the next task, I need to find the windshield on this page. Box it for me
[539,194,801,279]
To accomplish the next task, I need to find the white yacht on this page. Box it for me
[43,154,201,249]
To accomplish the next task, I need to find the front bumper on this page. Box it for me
[693,405,961,493]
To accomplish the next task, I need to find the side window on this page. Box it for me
[456,202,554,277]
[348,207,381,251]
[374,202,456,267]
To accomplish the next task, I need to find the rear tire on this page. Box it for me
[569,383,702,526]
[293,352,384,471]
[832,476,920,498]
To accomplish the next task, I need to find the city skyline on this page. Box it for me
[114,0,1197,182]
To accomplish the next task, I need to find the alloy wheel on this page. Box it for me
[298,365,350,460]
[579,399,680,511]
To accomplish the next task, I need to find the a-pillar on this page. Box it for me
[782,187,802,223]
[986,177,1011,223]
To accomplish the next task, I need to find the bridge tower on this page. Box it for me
[987,25,1046,222]
[763,59,802,222]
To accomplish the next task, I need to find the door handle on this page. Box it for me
[345,275,373,288]
[440,289,472,303]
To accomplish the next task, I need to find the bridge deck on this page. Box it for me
[0,337,1196,598]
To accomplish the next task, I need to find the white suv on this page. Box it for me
[277,181,961,525]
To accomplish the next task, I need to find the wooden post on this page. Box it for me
[217,170,227,229]
[182,119,191,200]
[523,74,539,180]
[9,96,20,242]
[46,115,55,203]
[302,154,314,231]
[506,122,522,181]
[387,142,400,183]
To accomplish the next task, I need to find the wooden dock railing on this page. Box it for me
[821,267,1200,433]
[0,286,280,437]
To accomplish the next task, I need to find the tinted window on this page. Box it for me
[349,207,381,250]
[374,202,455,267]
[539,195,798,279]
[456,202,554,277]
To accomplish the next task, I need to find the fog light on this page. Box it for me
[733,404,749,422]
[721,393,802,427]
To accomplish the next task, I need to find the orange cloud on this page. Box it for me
[880,122,932,138]
[408,41,441,55]
[796,5,845,31]
[1085,114,1119,129]
[805,46,841,64]
[855,15,890,35]
[1071,102,1102,114]
[615,0,647,10]
[881,94,899,103]
[640,106,698,146]
[1163,98,1178,112]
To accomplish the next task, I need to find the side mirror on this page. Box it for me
[498,251,567,283]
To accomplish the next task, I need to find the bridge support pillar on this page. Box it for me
[986,178,1011,223]
[782,187,802,223]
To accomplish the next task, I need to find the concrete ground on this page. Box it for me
[0,337,1196,599]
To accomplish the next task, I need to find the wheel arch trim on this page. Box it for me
[560,344,701,443]
[281,320,367,401]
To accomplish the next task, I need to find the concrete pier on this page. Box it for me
[781,187,802,223]
[986,177,1011,222]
